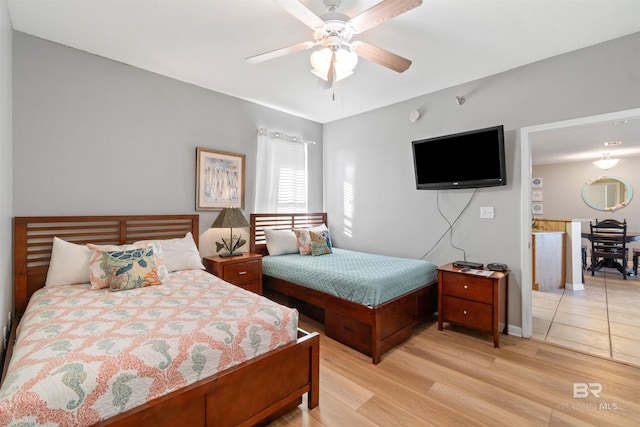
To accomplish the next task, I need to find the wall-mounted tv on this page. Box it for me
[412,125,507,190]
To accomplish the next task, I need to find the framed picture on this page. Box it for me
[532,203,544,215]
[196,147,245,211]
[532,177,543,188]
[531,190,543,202]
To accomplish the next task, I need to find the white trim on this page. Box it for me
[565,282,585,291]
[565,220,585,291]
[520,108,640,339]
[507,324,523,338]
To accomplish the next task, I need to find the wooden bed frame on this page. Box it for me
[250,212,438,364]
[3,214,319,427]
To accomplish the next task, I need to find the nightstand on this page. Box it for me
[437,263,509,347]
[203,253,263,295]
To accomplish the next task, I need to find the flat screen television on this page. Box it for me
[412,125,507,190]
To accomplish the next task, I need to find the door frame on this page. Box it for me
[519,107,640,338]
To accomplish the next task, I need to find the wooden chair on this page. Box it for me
[632,247,640,275]
[581,237,590,270]
[590,218,628,279]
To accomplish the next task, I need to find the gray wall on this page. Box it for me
[532,157,640,228]
[9,28,640,335]
[1,0,13,348]
[323,32,640,331]
[12,32,323,256]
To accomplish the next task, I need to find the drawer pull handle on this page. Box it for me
[463,285,468,289]
[463,310,468,315]
[238,271,247,275]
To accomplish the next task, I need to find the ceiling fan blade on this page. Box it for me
[246,41,317,64]
[353,41,412,73]
[349,0,423,34]
[326,51,336,88]
[316,51,336,90]
[273,0,326,29]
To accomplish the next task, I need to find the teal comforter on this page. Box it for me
[262,248,437,306]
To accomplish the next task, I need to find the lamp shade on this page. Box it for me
[210,208,250,229]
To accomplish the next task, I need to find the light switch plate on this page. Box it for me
[480,206,494,219]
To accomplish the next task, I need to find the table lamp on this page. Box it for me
[210,207,250,257]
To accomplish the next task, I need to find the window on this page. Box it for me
[255,131,308,213]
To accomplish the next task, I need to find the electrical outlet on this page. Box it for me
[480,206,495,219]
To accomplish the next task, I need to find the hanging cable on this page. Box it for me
[420,188,479,260]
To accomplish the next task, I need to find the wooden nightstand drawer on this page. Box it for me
[441,272,493,304]
[441,295,493,331]
[223,260,260,284]
[203,253,263,295]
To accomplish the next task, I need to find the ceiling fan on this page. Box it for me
[246,0,423,89]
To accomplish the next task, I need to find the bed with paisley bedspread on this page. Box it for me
[0,215,319,426]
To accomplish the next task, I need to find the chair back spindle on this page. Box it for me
[589,218,628,279]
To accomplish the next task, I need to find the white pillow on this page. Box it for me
[45,237,93,287]
[264,229,299,256]
[157,232,205,272]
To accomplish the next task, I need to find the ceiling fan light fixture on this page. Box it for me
[248,0,422,90]
[310,47,358,81]
[593,152,619,170]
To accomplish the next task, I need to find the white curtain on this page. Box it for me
[255,130,308,213]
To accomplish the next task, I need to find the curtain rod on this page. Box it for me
[258,128,316,145]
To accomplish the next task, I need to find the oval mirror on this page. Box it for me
[582,175,633,212]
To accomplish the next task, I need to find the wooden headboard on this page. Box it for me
[13,214,200,319]
[250,213,327,256]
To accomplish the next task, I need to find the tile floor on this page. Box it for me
[532,266,640,366]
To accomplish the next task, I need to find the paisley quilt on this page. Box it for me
[0,269,298,426]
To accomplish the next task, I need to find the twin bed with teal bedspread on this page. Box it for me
[250,212,439,364]
[262,248,438,307]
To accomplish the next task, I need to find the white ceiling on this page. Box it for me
[7,0,640,163]
[531,116,640,166]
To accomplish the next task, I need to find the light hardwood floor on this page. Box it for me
[533,266,640,366]
[269,314,640,426]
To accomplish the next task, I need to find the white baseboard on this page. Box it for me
[506,324,523,338]
[565,281,585,291]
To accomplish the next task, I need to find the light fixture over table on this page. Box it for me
[593,152,620,170]
[246,0,423,89]
[210,208,251,257]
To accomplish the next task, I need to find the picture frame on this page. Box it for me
[531,190,543,202]
[532,177,543,188]
[532,203,544,215]
[196,147,245,211]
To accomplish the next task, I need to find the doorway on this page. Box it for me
[519,107,640,340]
